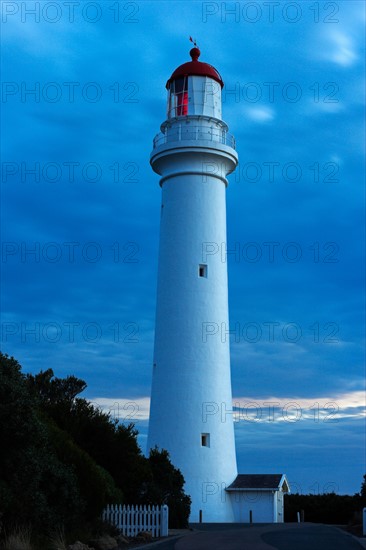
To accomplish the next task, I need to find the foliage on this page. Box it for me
[0,354,83,531]
[360,474,366,506]
[27,368,87,405]
[142,448,191,528]
[46,418,123,520]
[2,526,33,550]
[27,370,150,503]
[284,491,363,524]
[0,354,120,537]
[0,352,191,540]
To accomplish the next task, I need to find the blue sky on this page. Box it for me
[1,1,365,496]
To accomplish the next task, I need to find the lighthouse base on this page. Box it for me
[187,478,236,523]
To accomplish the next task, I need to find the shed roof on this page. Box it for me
[226,474,290,492]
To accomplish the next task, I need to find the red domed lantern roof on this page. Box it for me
[166,48,224,89]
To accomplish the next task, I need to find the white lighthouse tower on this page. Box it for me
[147,45,239,523]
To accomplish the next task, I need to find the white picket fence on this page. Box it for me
[102,504,169,538]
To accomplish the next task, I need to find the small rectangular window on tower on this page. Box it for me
[199,264,207,278]
[201,433,210,447]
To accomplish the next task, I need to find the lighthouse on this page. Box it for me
[147,46,239,523]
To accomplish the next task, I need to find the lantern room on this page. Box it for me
[166,47,223,120]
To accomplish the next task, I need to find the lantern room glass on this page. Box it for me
[167,75,222,119]
[167,76,188,118]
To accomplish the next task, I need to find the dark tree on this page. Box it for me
[0,353,82,530]
[27,367,87,405]
[284,492,362,524]
[27,370,150,503]
[142,448,191,528]
[360,474,366,506]
[1,353,191,539]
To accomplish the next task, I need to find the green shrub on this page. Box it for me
[284,492,362,523]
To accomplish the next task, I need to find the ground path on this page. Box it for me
[136,523,366,550]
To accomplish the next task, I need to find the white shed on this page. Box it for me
[226,474,290,523]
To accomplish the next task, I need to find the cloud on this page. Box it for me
[245,106,275,122]
[90,396,151,422]
[232,390,366,422]
[2,0,364,496]
[326,30,358,67]
[87,390,365,424]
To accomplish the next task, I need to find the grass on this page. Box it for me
[1,525,68,550]
[48,526,68,550]
[2,526,33,550]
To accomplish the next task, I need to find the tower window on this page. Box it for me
[168,76,188,117]
[199,264,207,278]
[201,433,210,447]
